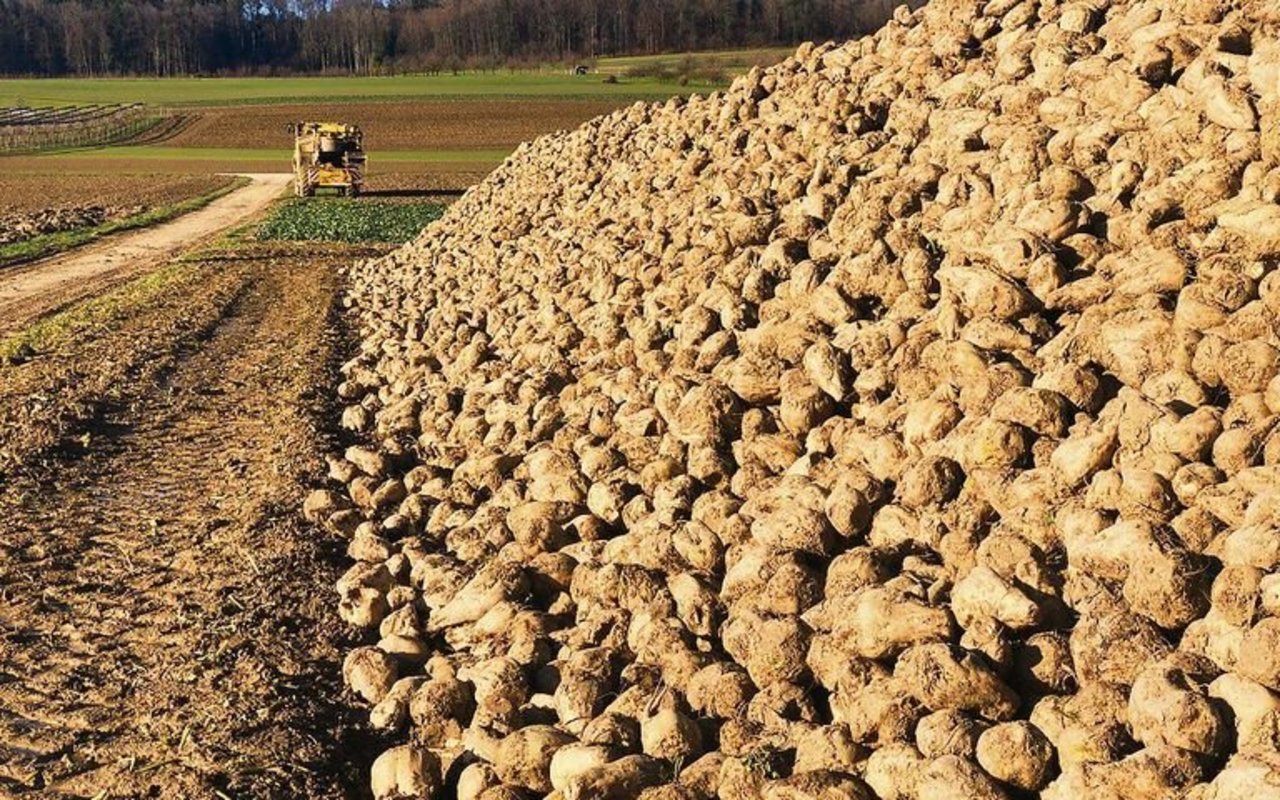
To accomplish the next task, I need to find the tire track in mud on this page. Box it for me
[0,250,378,799]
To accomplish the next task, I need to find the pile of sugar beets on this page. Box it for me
[0,205,137,246]
[304,0,1280,796]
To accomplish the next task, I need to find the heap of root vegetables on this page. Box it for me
[0,205,138,246]
[306,0,1280,796]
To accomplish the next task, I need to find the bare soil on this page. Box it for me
[0,174,291,338]
[160,100,623,150]
[0,174,235,215]
[363,170,484,196]
[0,243,386,798]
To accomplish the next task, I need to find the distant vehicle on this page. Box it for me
[289,122,365,197]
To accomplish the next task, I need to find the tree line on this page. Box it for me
[0,0,916,77]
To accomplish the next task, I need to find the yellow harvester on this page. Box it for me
[289,121,366,197]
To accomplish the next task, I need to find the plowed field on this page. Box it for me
[161,100,623,150]
[0,174,234,214]
[0,241,384,798]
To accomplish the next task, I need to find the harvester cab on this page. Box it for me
[289,121,365,197]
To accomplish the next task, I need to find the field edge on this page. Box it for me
[0,175,251,269]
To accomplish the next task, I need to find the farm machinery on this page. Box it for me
[289,121,365,197]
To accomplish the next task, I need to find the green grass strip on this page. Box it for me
[0,177,249,268]
[0,73,718,107]
[0,262,191,360]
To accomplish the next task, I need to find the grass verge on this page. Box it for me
[0,73,711,107]
[0,262,191,361]
[256,198,445,243]
[0,240,391,363]
[0,176,249,268]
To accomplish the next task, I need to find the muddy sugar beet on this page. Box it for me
[309,0,1280,796]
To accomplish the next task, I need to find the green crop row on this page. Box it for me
[256,198,445,244]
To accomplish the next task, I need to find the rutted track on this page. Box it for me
[0,246,380,798]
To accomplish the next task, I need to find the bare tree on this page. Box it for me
[0,0,908,77]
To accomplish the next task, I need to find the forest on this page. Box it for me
[0,0,916,76]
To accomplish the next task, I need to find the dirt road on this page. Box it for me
[0,173,291,337]
[0,243,383,798]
